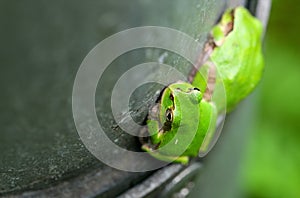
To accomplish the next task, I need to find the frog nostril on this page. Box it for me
[170,93,174,101]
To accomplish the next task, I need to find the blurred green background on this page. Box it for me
[240,0,300,197]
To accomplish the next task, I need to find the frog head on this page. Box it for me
[144,81,204,164]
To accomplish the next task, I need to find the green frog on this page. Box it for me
[142,7,264,164]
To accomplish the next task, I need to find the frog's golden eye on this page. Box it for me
[166,109,173,122]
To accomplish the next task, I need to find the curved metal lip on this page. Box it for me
[9,1,271,197]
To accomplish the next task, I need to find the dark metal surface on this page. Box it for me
[0,0,222,197]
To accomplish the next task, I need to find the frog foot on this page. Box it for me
[142,144,189,165]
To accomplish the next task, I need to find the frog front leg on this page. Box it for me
[198,99,218,155]
[141,144,189,165]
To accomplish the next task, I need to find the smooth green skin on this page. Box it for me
[143,7,264,164]
[207,7,263,112]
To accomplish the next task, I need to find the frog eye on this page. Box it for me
[165,109,173,122]
[193,87,200,91]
